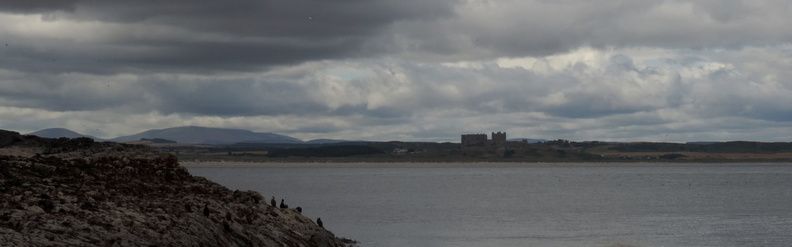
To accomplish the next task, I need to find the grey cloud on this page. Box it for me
[4,47,789,130]
[0,0,458,74]
[387,0,792,61]
[0,1,77,14]
[74,1,455,36]
[3,0,790,75]
[135,80,330,117]
[1,1,791,142]
[0,81,145,112]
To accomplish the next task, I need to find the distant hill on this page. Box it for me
[110,126,303,145]
[609,141,792,153]
[306,139,356,144]
[27,128,103,141]
[508,138,547,143]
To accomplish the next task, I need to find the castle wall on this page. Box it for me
[461,131,533,156]
[461,134,488,146]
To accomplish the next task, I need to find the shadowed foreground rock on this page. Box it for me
[0,130,356,246]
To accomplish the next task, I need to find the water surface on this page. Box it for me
[188,164,792,247]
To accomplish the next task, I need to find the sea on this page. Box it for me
[187,163,792,247]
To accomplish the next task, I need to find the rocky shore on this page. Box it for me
[0,130,356,246]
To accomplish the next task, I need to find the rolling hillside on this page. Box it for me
[27,128,103,141]
[110,126,303,144]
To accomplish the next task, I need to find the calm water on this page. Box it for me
[188,164,792,247]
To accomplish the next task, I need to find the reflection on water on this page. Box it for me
[189,164,792,247]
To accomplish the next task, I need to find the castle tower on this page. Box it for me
[491,132,506,146]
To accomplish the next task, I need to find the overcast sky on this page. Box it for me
[1,0,791,142]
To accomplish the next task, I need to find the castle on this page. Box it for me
[461,132,526,154]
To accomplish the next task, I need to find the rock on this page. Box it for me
[0,130,23,147]
[0,131,357,247]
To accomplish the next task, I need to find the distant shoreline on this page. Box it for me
[181,161,792,168]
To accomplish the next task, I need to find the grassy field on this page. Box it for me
[146,140,792,164]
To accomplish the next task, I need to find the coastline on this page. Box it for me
[0,131,357,246]
[181,160,792,168]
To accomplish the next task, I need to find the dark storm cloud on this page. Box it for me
[1,0,455,35]
[0,79,330,116]
[0,1,77,13]
[3,0,790,73]
[0,0,458,74]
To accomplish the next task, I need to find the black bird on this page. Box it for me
[279,199,288,209]
[271,196,276,207]
[296,207,302,213]
[317,217,323,228]
[203,204,210,217]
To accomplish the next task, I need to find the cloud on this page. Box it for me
[0,1,78,14]
[4,1,789,74]
[1,1,791,142]
[0,0,458,74]
[385,0,792,61]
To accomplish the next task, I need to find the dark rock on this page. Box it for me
[251,194,261,204]
[0,130,23,147]
[0,131,357,247]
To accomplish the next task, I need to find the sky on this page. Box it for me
[1,0,791,142]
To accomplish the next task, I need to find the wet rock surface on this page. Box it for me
[0,130,356,247]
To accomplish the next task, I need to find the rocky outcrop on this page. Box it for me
[0,130,356,246]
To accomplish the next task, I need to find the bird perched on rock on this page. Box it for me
[203,204,210,217]
[316,217,323,228]
[271,196,276,207]
[279,199,288,209]
[296,207,302,213]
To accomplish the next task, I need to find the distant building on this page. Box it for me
[492,131,506,146]
[460,133,488,147]
[461,132,526,154]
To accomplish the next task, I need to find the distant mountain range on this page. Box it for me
[109,126,303,144]
[26,126,319,145]
[304,139,356,144]
[26,126,546,145]
[508,138,547,143]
